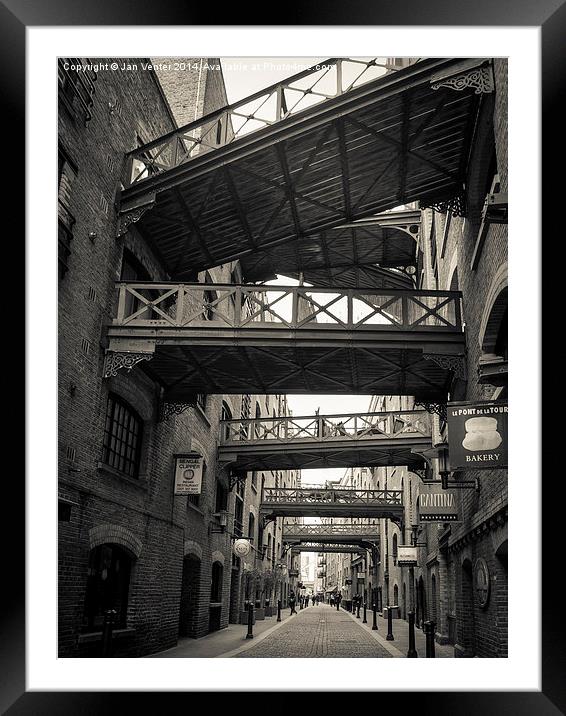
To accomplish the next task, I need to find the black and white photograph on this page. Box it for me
[56,54,510,662]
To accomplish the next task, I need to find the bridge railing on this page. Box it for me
[123,58,405,187]
[111,282,463,333]
[220,409,430,445]
[282,524,381,538]
[263,488,402,506]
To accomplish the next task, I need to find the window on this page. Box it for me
[233,479,245,537]
[187,462,205,508]
[102,393,143,478]
[254,402,261,438]
[58,58,97,125]
[248,512,256,544]
[240,394,251,439]
[251,471,257,491]
[221,401,232,441]
[392,533,398,566]
[58,149,77,279]
[83,544,132,631]
[195,393,207,413]
[215,480,228,513]
[267,534,272,561]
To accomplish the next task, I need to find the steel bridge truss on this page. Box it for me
[105,282,465,400]
[218,409,431,471]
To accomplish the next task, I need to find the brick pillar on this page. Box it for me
[436,550,450,644]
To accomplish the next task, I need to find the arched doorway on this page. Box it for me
[178,555,201,638]
[83,543,133,632]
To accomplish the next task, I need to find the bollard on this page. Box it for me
[277,599,282,622]
[356,602,361,619]
[424,620,436,657]
[101,609,117,657]
[386,607,394,641]
[336,600,340,611]
[246,602,254,639]
[372,603,378,630]
[363,602,367,624]
[407,611,418,658]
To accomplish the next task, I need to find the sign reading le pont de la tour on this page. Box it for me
[447,401,507,470]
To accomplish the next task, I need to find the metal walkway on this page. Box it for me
[117,57,493,285]
[105,283,465,400]
[262,487,403,520]
[218,409,431,471]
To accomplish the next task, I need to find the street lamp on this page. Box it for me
[210,510,229,533]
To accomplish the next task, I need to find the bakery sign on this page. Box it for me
[174,453,204,495]
[447,401,507,470]
[418,484,460,522]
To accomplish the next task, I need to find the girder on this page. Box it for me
[118,58,492,283]
[218,409,431,471]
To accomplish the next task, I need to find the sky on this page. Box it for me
[220,58,378,488]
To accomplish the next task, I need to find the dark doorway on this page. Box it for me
[178,555,201,638]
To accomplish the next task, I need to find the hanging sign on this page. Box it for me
[418,484,460,522]
[174,453,204,495]
[447,401,507,469]
[397,546,418,565]
[233,539,251,557]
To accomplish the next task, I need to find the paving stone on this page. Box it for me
[234,605,392,658]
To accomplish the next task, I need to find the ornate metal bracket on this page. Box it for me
[414,401,448,422]
[422,353,466,380]
[431,65,494,95]
[420,191,466,218]
[262,514,277,529]
[103,350,153,378]
[158,401,195,422]
[228,470,247,492]
[117,199,156,237]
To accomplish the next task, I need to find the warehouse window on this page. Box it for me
[392,533,398,566]
[82,544,132,631]
[248,512,256,544]
[102,393,143,478]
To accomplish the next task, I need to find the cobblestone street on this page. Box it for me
[233,604,393,658]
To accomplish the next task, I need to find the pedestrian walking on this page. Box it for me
[305,594,310,607]
[289,591,297,615]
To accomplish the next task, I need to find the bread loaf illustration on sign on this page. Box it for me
[462,417,502,451]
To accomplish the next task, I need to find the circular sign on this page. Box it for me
[183,469,195,480]
[233,539,251,557]
[474,557,490,608]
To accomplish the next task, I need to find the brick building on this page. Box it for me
[58,58,297,657]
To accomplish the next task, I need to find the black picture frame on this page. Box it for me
[8,0,559,711]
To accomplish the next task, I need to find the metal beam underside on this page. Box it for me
[120,59,485,280]
[107,340,463,402]
[283,532,381,545]
[263,504,404,519]
[290,545,368,554]
[218,438,429,471]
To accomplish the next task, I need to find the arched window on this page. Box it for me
[211,561,223,603]
[267,533,272,561]
[102,393,143,478]
[393,583,399,607]
[392,533,398,565]
[83,544,132,631]
[248,512,256,544]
